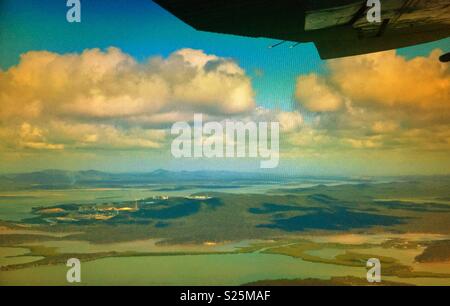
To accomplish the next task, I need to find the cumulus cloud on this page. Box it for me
[371,121,399,134]
[293,49,450,153]
[0,47,304,159]
[248,108,303,133]
[0,48,255,124]
[295,74,345,112]
[0,47,257,152]
[19,123,64,150]
[328,50,450,111]
[275,111,304,133]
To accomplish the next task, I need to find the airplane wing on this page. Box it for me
[153,0,450,59]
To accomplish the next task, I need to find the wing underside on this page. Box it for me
[154,0,450,59]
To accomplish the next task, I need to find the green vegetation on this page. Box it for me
[415,240,450,263]
[244,276,413,286]
[6,178,450,244]
[260,241,450,278]
[1,175,450,285]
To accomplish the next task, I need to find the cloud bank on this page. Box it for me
[294,49,450,153]
[0,48,261,152]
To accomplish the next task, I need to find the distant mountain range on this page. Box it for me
[1,169,447,191]
[0,169,305,190]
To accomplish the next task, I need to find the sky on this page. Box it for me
[0,0,449,175]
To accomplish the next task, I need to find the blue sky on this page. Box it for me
[1,0,448,111]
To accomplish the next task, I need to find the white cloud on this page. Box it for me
[0,48,255,124]
[295,74,344,112]
[0,48,256,151]
[276,111,304,133]
[291,49,450,153]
